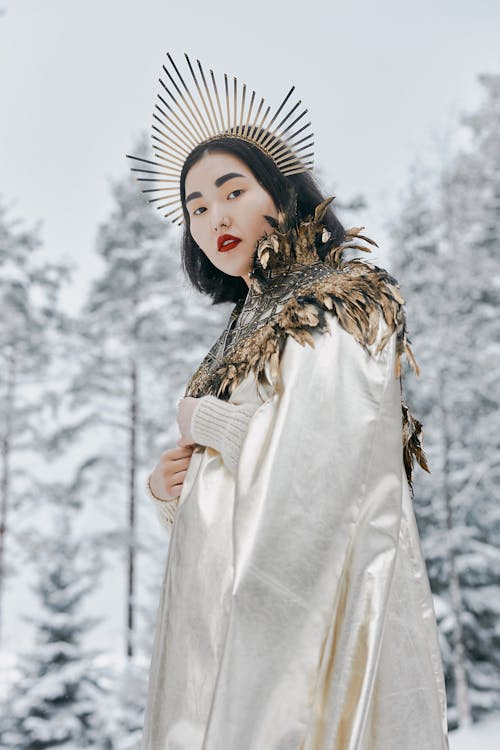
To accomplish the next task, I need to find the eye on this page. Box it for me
[192,189,243,217]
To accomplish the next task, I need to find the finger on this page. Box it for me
[164,445,194,460]
[174,443,195,453]
[177,437,193,448]
[163,461,190,482]
[171,469,187,482]
[169,481,184,494]
[170,450,194,466]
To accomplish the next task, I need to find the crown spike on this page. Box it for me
[161,66,207,142]
[163,204,184,220]
[255,86,295,146]
[278,146,314,165]
[147,138,186,168]
[247,97,265,140]
[148,193,180,204]
[282,162,314,176]
[166,53,213,140]
[267,124,311,162]
[260,101,302,149]
[126,154,165,169]
[151,121,191,162]
[243,90,256,138]
[153,106,196,153]
[156,196,184,210]
[233,76,237,135]
[158,76,206,144]
[281,121,312,145]
[183,54,218,136]
[197,59,221,133]
[156,93,200,149]
[210,69,226,133]
[274,108,309,142]
[142,188,174,195]
[129,166,179,181]
[271,135,314,163]
[154,96,198,149]
[238,84,246,136]
[252,103,271,143]
[224,74,231,133]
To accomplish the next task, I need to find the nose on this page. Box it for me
[213,214,230,232]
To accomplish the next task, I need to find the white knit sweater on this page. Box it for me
[146,395,259,531]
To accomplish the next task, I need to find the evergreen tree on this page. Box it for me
[0,487,114,749]
[438,70,500,725]
[0,194,70,647]
[388,71,500,729]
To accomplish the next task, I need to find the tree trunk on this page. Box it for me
[438,367,472,728]
[126,356,138,659]
[0,348,17,647]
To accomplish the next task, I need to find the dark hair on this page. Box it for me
[179,137,346,304]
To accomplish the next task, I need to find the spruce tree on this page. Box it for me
[0,490,114,749]
[0,194,70,647]
[388,71,500,728]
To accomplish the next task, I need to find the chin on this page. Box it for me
[220,267,248,279]
[216,258,252,278]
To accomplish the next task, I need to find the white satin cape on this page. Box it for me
[141,313,449,750]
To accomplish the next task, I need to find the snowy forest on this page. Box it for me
[0,70,499,748]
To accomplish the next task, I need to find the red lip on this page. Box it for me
[218,233,241,252]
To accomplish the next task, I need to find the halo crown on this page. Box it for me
[126,52,315,226]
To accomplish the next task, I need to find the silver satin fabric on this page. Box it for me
[141,314,449,750]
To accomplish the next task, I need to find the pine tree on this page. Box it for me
[388,71,500,729]
[0,194,71,647]
[437,70,500,725]
[0,488,114,749]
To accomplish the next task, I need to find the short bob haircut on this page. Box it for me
[179,137,346,305]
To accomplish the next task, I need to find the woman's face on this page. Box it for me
[184,151,279,287]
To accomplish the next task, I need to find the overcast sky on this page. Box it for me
[1,0,500,312]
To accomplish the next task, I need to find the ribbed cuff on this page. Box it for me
[145,474,179,529]
[191,395,259,473]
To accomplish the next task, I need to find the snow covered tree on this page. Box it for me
[0,486,114,748]
[0,194,71,647]
[388,71,500,729]
[438,70,500,726]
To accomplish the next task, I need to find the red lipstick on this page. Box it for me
[218,233,241,252]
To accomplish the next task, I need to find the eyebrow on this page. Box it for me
[185,172,246,205]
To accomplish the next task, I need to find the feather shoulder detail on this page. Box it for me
[184,196,429,488]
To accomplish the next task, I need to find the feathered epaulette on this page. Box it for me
[185,196,430,490]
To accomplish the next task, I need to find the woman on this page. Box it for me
[127,53,449,750]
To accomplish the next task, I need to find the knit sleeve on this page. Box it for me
[145,474,179,531]
[190,395,260,474]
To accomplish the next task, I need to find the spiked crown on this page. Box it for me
[126,52,315,226]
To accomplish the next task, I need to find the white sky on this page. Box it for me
[1,0,500,312]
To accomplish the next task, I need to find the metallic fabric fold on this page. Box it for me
[140,314,449,749]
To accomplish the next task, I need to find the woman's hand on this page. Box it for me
[176,397,199,447]
[149,445,195,501]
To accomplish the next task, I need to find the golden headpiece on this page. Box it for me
[126,52,315,226]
